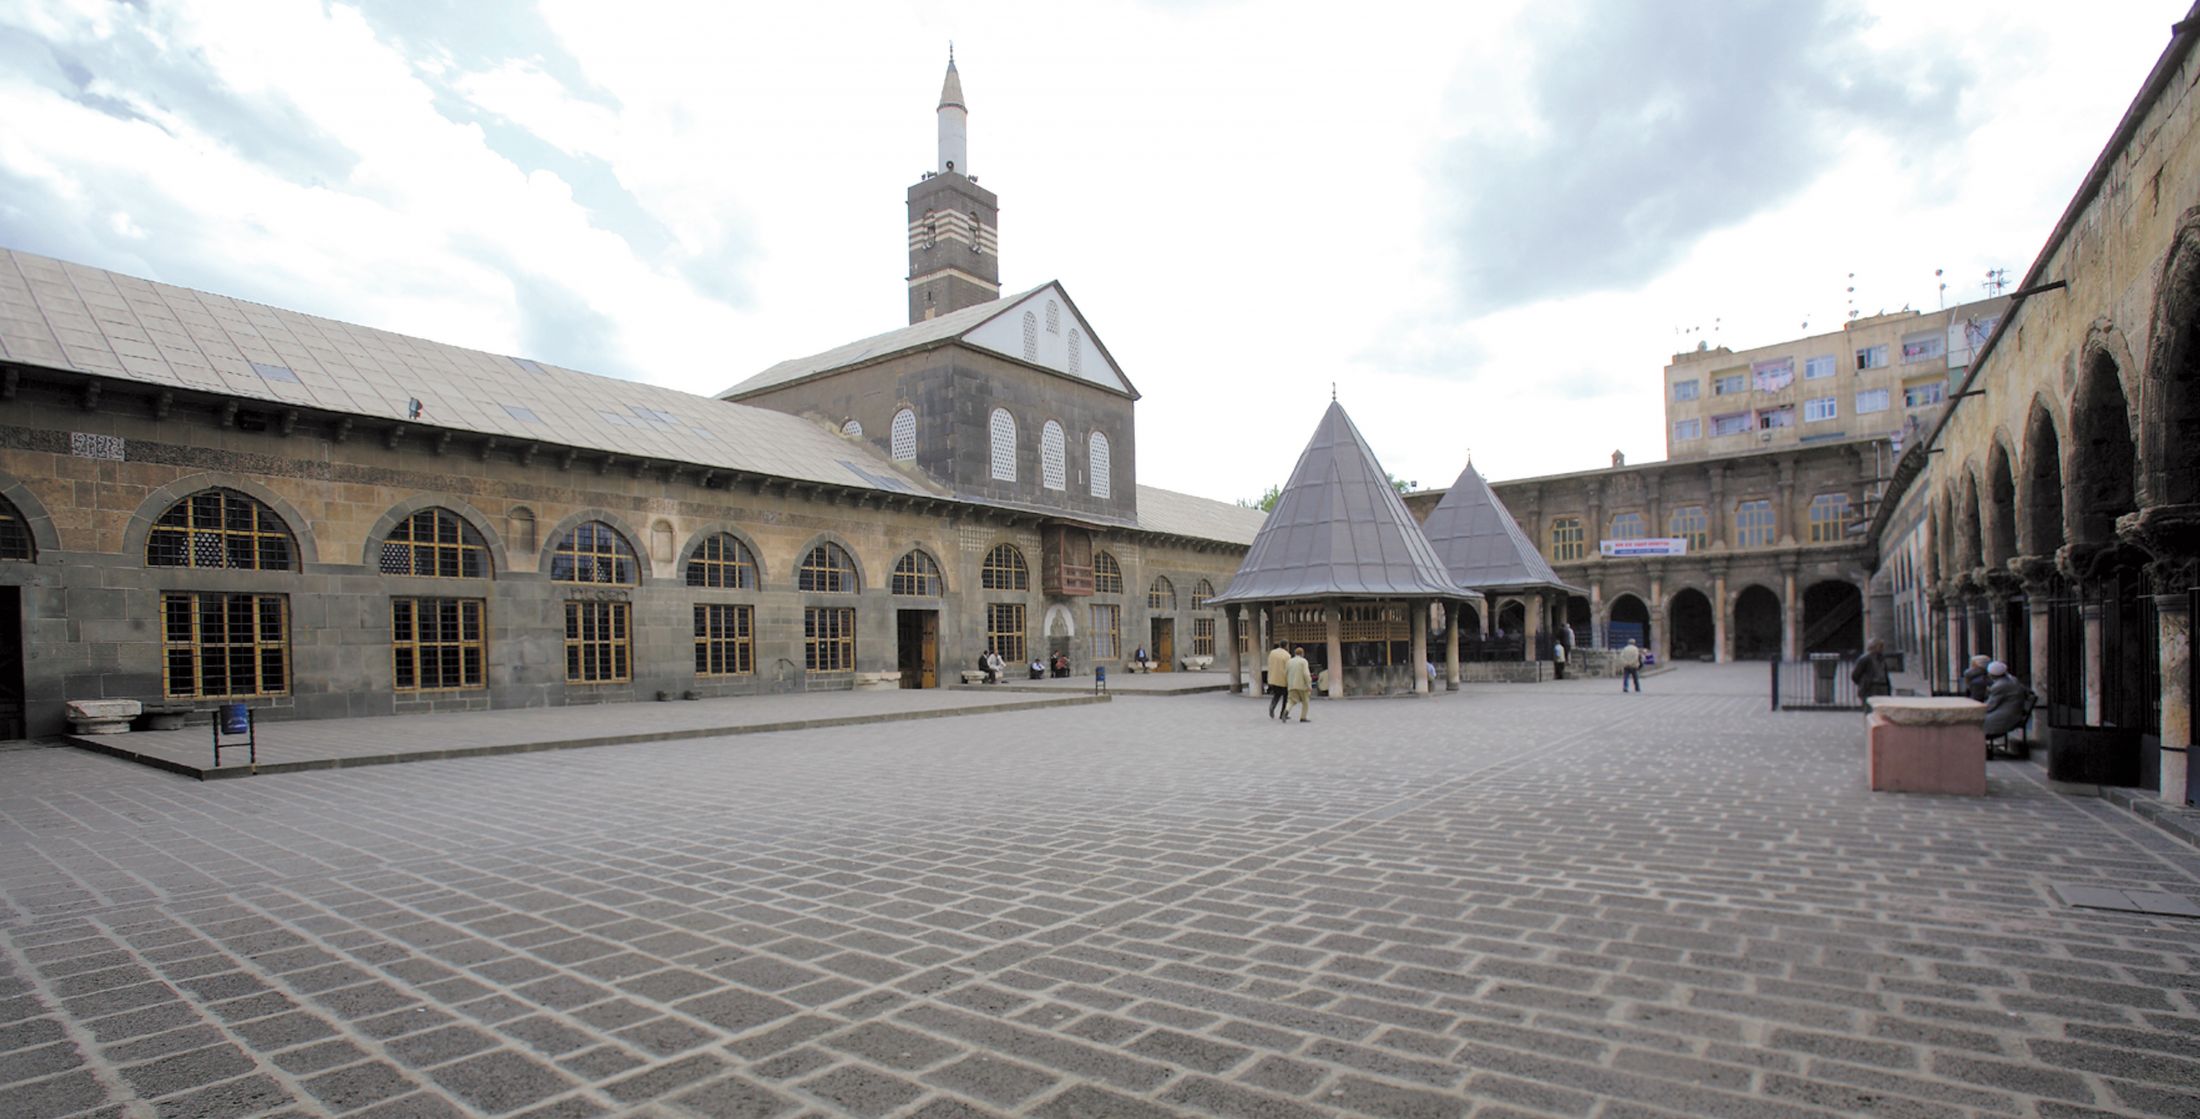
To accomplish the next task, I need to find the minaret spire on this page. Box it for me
[906,49,999,323]
[937,49,968,175]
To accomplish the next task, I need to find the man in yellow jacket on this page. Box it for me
[1265,642,1291,720]
[1285,646,1313,723]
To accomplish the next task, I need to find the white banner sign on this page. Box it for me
[1600,537,1688,558]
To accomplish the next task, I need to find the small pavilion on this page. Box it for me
[1420,459,1584,661]
[1210,402,1481,697]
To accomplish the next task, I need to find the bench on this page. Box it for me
[1866,697,1986,796]
[959,670,989,685]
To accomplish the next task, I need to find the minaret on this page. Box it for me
[906,49,1000,323]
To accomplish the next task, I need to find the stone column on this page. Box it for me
[1325,602,1344,700]
[1445,601,1461,691]
[2012,557,2056,711]
[1227,606,1244,695]
[1523,592,1544,664]
[1944,587,1966,694]
[2082,601,2104,726]
[1411,599,1429,695]
[2153,591,2190,803]
[1712,563,1730,664]
[1781,562,1800,661]
[1775,455,1798,548]
[1589,577,1604,646]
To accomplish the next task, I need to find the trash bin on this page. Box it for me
[1811,656,1840,706]
[1093,665,1107,694]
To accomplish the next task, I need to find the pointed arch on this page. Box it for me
[891,548,945,596]
[1147,576,1177,611]
[1040,420,1067,491]
[1983,438,2018,568]
[2020,397,2067,558]
[1093,550,1123,594]
[2141,208,2200,507]
[2070,339,2139,548]
[362,497,508,576]
[0,473,58,562]
[890,407,917,461]
[1088,430,1112,499]
[981,543,1029,591]
[795,537,860,594]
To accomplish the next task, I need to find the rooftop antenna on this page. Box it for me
[1847,272,1858,322]
[1983,268,2010,296]
[1936,268,1947,309]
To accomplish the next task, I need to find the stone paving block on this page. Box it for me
[148,1071,291,1118]
[301,1060,417,1111]
[671,1074,801,1119]
[118,1042,257,1098]
[922,1052,1061,1107]
[792,1064,925,1117]
[428,1049,576,1113]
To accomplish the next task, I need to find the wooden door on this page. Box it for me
[898,610,939,689]
[1151,618,1174,672]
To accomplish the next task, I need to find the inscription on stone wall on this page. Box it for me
[70,432,126,461]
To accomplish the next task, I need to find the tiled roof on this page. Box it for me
[1209,402,1466,603]
[1421,460,1578,593]
[1134,484,1268,546]
[716,287,1044,398]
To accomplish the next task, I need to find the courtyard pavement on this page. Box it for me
[2,663,2196,1119]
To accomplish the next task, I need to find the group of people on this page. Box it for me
[976,649,1075,684]
[1262,642,1314,723]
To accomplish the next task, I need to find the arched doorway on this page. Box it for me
[1565,595,1592,646]
[1607,594,1650,652]
[1801,581,1863,656]
[1497,600,1525,636]
[1732,585,1782,660]
[1670,588,1714,661]
[2068,350,2155,733]
[2070,353,2137,551]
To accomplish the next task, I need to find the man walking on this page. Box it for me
[1265,641,1291,720]
[1285,646,1313,723]
[1619,639,1643,693]
[1851,639,1892,703]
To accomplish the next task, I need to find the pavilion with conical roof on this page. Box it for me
[1210,402,1481,697]
[1420,459,1584,660]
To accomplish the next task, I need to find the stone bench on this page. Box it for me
[960,670,990,685]
[1867,696,1986,795]
[67,699,142,735]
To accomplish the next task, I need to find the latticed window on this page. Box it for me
[0,496,32,561]
[1192,617,1215,657]
[1549,518,1584,562]
[1736,500,1776,548]
[1191,579,1215,609]
[550,522,637,584]
[892,550,941,595]
[1022,311,1038,360]
[685,534,755,589]
[1067,328,1083,376]
[392,598,484,691]
[694,604,753,676]
[148,489,294,570]
[799,543,856,593]
[1041,421,1066,490]
[989,409,1017,481]
[380,508,486,578]
[1669,506,1708,550]
[1045,299,1060,334]
[1608,512,1645,541]
[162,592,288,698]
[1148,576,1176,611]
[1340,602,1409,642]
[982,544,1028,591]
[1089,431,1111,499]
[841,418,863,438]
[564,601,630,683]
[1090,604,1120,659]
[1808,493,1851,544]
[805,607,855,671]
[986,603,1026,662]
[1093,551,1123,594]
[891,408,917,461]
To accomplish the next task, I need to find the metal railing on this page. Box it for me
[1770,656,1866,711]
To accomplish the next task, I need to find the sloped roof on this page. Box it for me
[1136,485,1268,547]
[1210,402,1466,603]
[1421,460,1578,593]
[717,287,1042,398]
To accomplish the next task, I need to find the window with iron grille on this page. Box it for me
[841,418,863,438]
[163,592,289,698]
[0,496,31,561]
[380,508,486,578]
[1808,493,1851,544]
[986,603,1026,662]
[1093,551,1123,594]
[1045,299,1060,334]
[1088,431,1111,498]
[147,489,294,570]
[1090,604,1120,659]
[1067,328,1083,375]
[892,550,941,596]
[564,600,630,683]
[1192,617,1215,657]
[891,408,917,461]
[982,544,1028,590]
[550,521,637,584]
[1736,500,1776,548]
[694,603,754,676]
[1022,311,1038,360]
[805,606,855,671]
[1148,576,1176,611]
[1608,512,1645,540]
[1668,506,1708,550]
[1549,517,1584,561]
[1192,579,1215,609]
[686,534,755,589]
[799,544,856,593]
[989,409,1017,481]
[1041,421,1066,490]
[392,597,484,691]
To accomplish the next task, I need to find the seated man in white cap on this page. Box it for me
[1961,654,1992,701]
[1981,661,2034,740]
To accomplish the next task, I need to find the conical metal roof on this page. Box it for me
[1210,402,1466,603]
[939,58,965,110]
[1421,459,1576,592]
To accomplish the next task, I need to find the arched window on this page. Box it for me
[1022,311,1038,360]
[685,534,755,588]
[1088,431,1112,499]
[147,489,295,570]
[982,544,1029,591]
[1148,576,1176,611]
[989,409,1017,482]
[1736,500,1776,548]
[1067,327,1083,376]
[1548,517,1584,562]
[1041,421,1067,491]
[1045,299,1060,334]
[1808,493,1851,544]
[0,495,34,561]
[799,543,856,593]
[841,418,863,438]
[1668,506,1707,551]
[1191,579,1215,609]
[1093,551,1123,594]
[549,521,638,585]
[380,508,488,578]
[1608,512,1645,541]
[891,408,917,461]
[892,550,942,596]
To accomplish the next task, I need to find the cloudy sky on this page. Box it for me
[0,1,2184,503]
